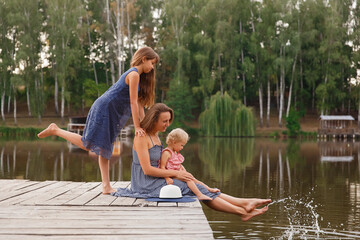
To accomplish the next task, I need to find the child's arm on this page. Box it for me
[160,150,174,185]
[128,72,145,136]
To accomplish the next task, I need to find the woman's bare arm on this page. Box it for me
[134,136,194,181]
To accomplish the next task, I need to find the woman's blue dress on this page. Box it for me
[81,67,138,160]
[112,138,221,199]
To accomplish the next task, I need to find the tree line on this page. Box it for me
[1,0,360,128]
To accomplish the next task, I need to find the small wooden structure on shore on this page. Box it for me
[318,115,359,139]
[67,116,134,138]
[67,116,87,135]
[0,179,213,239]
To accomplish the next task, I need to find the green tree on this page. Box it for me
[285,109,300,136]
[199,92,255,137]
[0,0,12,122]
[45,0,85,123]
[316,0,351,114]
[8,0,45,123]
[160,0,196,127]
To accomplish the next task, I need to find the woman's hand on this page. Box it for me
[175,170,195,182]
[135,127,145,137]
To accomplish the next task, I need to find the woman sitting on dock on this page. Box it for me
[112,103,271,221]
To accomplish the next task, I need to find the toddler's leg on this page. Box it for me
[193,179,220,193]
[187,180,212,201]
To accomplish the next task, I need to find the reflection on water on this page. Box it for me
[201,139,360,239]
[0,138,360,239]
[198,138,255,183]
[318,140,356,162]
[0,138,134,182]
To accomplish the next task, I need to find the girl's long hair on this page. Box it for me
[140,103,174,134]
[130,47,160,108]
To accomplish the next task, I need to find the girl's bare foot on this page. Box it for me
[208,188,220,193]
[38,123,59,138]
[103,187,116,195]
[241,206,268,222]
[244,199,272,212]
[197,194,212,201]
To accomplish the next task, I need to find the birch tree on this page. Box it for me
[85,3,99,87]
[46,0,85,124]
[352,0,360,127]
[316,0,349,114]
[249,2,264,127]
[162,0,195,126]
[8,0,44,123]
[0,0,12,122]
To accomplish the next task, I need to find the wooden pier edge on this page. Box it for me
[0,179,214,240]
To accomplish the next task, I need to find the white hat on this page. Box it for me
[146,184,196,203]
[159,185,182,198]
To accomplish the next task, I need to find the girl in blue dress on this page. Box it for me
[38,47,160,194]
[112,103,271,221]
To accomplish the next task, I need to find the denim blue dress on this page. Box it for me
[81,67,138,160]
[112,136,221,199]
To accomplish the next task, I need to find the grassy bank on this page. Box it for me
[0,111,320,138]
[0,126,43,139]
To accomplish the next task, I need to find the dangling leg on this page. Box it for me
[38,123,87,150]
[186,180,212,201]
[98,155,115,194]
[203,197,268,222]
[218,193,271,212]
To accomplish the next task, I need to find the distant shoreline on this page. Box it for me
[0,113,321,137]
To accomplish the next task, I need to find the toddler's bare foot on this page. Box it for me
[102,187,116,195]
[241,206,268,222]
[38,123,59,138]
[197,194,212,201]
[208,188,220,193]
[244,198,272,212]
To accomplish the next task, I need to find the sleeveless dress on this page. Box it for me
[159,147,184,170]
[81,67,139,160]
[112,136,221,199]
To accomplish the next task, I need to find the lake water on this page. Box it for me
[0,137,359,239]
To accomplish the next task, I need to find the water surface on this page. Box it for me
[0,138,359,239]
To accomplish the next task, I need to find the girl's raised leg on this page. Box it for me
[203,197,268,222]
[218,193,271,212]
[38,123,87,150]
[39,123,115,194]
[98,155,115,194]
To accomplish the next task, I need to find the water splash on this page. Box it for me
[268,196,323,239]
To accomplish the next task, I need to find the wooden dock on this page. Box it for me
[0,179,214,239]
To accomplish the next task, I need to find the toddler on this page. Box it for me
[159,128,220,200]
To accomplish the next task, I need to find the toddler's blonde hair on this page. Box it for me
[166,128,189,145]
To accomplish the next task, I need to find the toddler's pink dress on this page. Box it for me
[160,147,184,170]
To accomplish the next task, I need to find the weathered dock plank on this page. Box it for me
[86,182,130,206]
[0,236,211,240]
[46,182,101,206]
[0,181,58,204]
[0,180,214,239]
[0,179,30,192]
